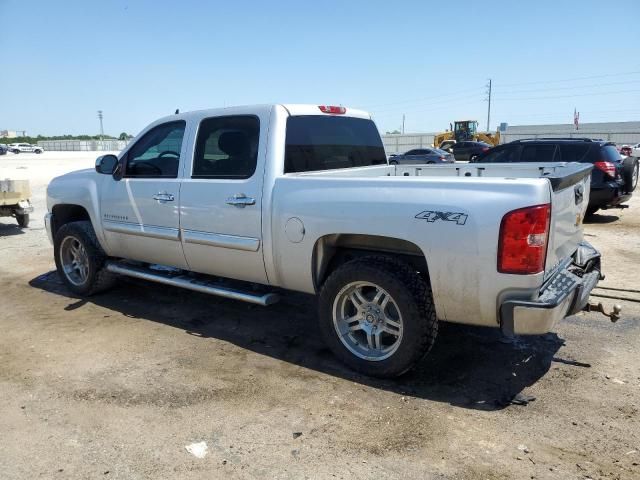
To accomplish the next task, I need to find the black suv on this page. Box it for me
[472,138,636,215]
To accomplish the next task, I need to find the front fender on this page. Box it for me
[47,170,109,252]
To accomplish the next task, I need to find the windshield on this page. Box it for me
[285,116,387,173]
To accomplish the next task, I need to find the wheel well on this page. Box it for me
[313,234,430,289]
[51,204,90,236]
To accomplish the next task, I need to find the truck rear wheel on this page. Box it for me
[54,221,116,296]
[318,255,437,378]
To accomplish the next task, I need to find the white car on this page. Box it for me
[631,143,640,158]
[44,104,617,377]
[8,143,44,154]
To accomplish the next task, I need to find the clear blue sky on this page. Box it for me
[1,0,638,136]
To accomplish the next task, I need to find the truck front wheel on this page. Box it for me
[54,221,116,296]
[16,213,29,228]
[318,256,437,378]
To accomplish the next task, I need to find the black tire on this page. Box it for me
[53,221,116,296]
[12,149,19,154]
[16,213,29,228]
[389,160,398,165]
[622,158,638,193]
[318,255,437,378]
[586,206,599,216]
[34,149,43,154]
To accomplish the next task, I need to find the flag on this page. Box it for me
[574,108,579,130]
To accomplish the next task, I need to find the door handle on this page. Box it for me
[152,192,175,203]
[225,193,255,207]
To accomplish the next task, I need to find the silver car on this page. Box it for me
[388,148,455,165]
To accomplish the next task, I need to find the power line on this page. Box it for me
[368,92,484,114]
[495,79,640,95]
[497,69,640,88]
[492,88,640,102]
[359,86,483,110]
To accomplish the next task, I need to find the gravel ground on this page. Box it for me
[1,152,639,480]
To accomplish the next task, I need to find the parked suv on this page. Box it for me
[448,141,491,162]
[472,138,636,215]
[0,144,7,155]
[8,143,44,154]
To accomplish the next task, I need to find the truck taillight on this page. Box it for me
[498,204,551,274]
[593,161,616,178]
[318,105,346,114]
[482,147,489,152]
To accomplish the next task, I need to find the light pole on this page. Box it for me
[97,110,104,148]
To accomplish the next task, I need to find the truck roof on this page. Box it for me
[153,104,372,126]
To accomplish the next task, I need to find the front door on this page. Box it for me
[179,114,268,284]
[100,120,188,268]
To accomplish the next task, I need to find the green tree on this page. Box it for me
[118,132,130,140]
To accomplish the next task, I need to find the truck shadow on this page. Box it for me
[0,222,26,236]
[583,213,620,224]
[30,271,568,412]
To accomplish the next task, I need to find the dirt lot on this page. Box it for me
[1,152,639,480]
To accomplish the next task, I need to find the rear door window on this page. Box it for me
[476,145,521,163]
[520,144,559,162]
[559,144,590,162]
[192,115,260,179]
[285,116,387,173]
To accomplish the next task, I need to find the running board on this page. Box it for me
[105,262,280,306]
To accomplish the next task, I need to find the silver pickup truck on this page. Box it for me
[45,104,616,377]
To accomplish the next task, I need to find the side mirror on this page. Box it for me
[95,154,118,175]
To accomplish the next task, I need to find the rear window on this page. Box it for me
[602,145,622,162]
[284,116,387,173]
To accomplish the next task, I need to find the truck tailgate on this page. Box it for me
[545,164,592,277]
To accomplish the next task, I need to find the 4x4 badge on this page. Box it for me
[415,210,468,225]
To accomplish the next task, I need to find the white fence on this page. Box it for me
[37,140,129,151]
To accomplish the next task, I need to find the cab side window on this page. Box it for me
[125,121,186,178]
[192,116,259,179]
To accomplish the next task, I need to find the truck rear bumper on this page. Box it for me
[500,242,601,336]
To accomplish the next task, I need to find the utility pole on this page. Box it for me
[485,79,492,131]
[402,114,405,134]
[97,110,104,143]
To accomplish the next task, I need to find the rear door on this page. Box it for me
[179,112,268,284]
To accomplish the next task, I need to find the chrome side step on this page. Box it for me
[105,262,280,306]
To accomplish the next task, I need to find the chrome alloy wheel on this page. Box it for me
[632,161,639,190]
[332,281,403,361]
[59,236,90,286]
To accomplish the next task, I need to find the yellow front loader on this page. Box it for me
[433,120,500,149]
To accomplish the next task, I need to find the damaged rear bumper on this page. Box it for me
[500,242,602,336]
